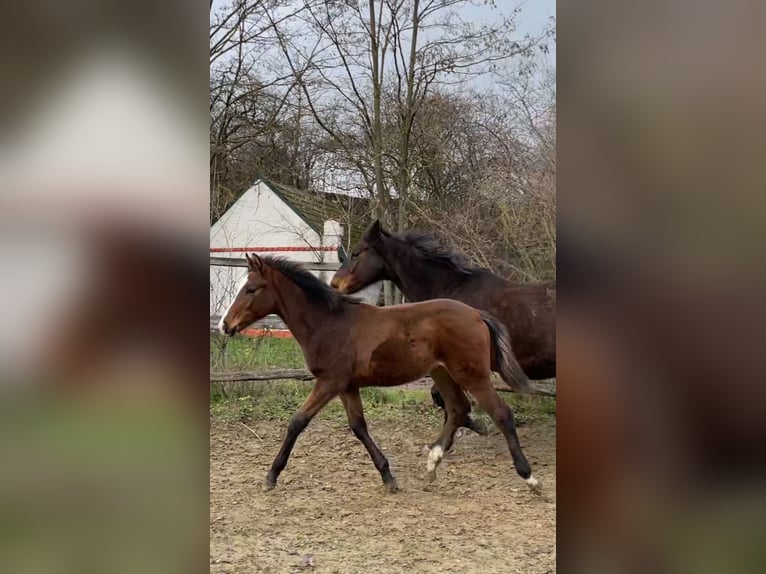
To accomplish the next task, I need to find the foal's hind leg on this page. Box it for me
[465,381,541,493]
[431,368,487,445]
[264,382,337,491]
[423,369,473,482]
[340,389,398,492]
[430,379,485,437]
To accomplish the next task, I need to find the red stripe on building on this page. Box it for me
[242,328,293,339]
[210,246,337,253]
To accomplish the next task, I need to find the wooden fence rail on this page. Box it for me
[209,370,556,397]
[210,256,340,271]
[210,369,315,382]
[210,315,287,332]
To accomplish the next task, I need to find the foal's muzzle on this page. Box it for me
[220,320,236,336]
[331,276,351,293]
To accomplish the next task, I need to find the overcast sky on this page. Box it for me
[463,0,556,69]
[211,0,555,68]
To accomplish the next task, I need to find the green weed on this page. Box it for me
[210,380,555,427]
[210,334,304,371]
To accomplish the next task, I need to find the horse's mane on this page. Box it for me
[263,256,360,310]
[394,230,477,275]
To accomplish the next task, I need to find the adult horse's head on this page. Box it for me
[331,219,392,294]
[219,253,276,336]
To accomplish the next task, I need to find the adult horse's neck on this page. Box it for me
[379,237,467,301]
[268,270,336,347]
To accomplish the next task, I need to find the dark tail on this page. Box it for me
[480,312,533,394]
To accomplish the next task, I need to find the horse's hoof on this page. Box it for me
[526,475,542,495]
[425,445,444,484]
[262,476,276,492]
[385,478,399,493]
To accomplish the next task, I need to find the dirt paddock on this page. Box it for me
[210,409,555,574]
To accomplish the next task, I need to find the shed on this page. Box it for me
[210,177,381,318]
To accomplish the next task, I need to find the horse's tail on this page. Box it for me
[480,311,533,394]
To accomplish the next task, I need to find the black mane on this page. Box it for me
[262,256,360,310]
[395,230,477,275]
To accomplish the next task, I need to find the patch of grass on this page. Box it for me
[209,334,556,427]
[210,380,441,425]
[210,380,555,428]
[475,394,556,428]
[210,334,304,371]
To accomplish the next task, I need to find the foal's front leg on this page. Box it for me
[264,382,337,491]
[340,389,398,492]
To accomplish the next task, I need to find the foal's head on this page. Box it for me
[219,253,276,336]
[331,219,391,294]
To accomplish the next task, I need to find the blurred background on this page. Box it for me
[558,0,766,572]
[0,2,209,573]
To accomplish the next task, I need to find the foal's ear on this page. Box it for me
[245,253,264,272]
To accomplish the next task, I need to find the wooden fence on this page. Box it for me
[210,370,556,397]
[210,256,339,271]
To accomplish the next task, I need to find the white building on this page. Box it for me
[210,177,381,319]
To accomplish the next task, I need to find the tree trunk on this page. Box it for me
[368,0,395,306]
[396,0,420,238]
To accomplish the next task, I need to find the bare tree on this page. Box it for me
[408,59,556,283]
[266,0,549,300]
[272,1,548,219]
[386,1,550,231]
[210,0,317,222]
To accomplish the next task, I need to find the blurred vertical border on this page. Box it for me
[558,0,766,572]
[0,1,210,573]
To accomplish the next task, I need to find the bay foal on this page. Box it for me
[220,254,540,493]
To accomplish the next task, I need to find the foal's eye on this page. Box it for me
[245,286,257,294]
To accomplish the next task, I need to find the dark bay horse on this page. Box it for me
[220,254,541,494]
[331,220,556,431]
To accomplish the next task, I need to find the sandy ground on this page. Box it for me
[210,415,556,573]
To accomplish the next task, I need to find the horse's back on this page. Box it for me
[385,297,479,315]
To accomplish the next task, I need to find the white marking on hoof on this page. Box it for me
[526,475,542,493]
[426,445,444,473]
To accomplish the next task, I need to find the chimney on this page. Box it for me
[322,219,343,284]
[322,219,344,261]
